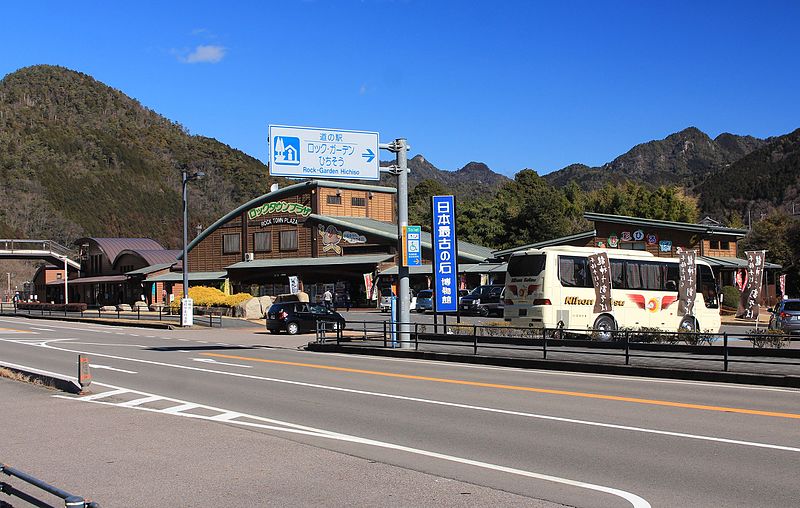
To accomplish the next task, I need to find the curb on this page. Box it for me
[306,343,800,388]
[0,312,174,330]
[0,361,81,394]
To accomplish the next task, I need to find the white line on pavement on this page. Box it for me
[18,340,800,454]
[91,364,138,374]
[56,381,652,508]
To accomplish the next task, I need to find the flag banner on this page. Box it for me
[738,250,766,320]
[588,252,613,313]
[780,274,786,298]
[677,249,697,316]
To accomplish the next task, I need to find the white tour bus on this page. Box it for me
[503,246,721,334]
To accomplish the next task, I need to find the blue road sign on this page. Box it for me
[403,225,422,267]
[268,125,380,180]
[431,195,458,313]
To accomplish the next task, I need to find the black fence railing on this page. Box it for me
[1,463,98,508]
[0,302,223,328]
[315,320,800,374]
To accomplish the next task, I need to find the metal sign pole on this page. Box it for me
[395,139,411,349]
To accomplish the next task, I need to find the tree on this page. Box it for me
[409,179,448,230]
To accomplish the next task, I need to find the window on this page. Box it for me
[720,241,730,250]
[327,195,342,205]
[223,233,241,254]
[698,265,719,308]
[507,254,546,277]
[558,256,591,288]
[351,197,366,207]
[620,242,646,251]
[280,230,298,251]
[710,240,720,250]
[254,232,272,252]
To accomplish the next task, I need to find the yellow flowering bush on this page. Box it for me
[170,286,253,309]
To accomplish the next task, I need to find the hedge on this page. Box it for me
[16,302,88,312]
[169,286,253,310]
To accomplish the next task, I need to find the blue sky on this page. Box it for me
[2,0,799,176]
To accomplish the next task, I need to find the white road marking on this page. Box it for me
[192,358,252,368]
[16,341,800,454]
[57,381,652,508]
[91,364,138,374]
[30,327,54,332]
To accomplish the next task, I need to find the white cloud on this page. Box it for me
[183,45,226,64]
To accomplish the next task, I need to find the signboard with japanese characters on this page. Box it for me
[403,225,422,267]
[677,249,697,316]
[431,196,458,313]
[269,125,379,180]
[587,252,613,313]
[738,250,766,320]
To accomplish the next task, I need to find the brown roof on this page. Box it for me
[113,249,180,267]
[76,238,165,263]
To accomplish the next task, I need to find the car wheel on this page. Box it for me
[593,315,617,342]
[479,306,490,317]
[286,322,300,335]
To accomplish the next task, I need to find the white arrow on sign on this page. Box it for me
[91,364,138,374]
[192,358,252,368]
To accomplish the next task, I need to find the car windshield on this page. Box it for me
[418,290,432,298]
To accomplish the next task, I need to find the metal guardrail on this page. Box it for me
[0,303,223,328]
[316,320,800,373]
[0,239,75,258]
[1,463,98,508]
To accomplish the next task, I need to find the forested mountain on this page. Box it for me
[698,128,800,222]
[379,155,509,200]
[0,65,282,248]
[545,127,766,190]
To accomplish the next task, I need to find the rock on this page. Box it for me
[149,304,165,312]
[117,304,133,311]
[236,297,264,319]
[100,305,116,312]
[133,301,149,309]
[257,296,273,315]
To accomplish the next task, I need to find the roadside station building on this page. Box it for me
[177,180,494,305]
[493,212,782,304]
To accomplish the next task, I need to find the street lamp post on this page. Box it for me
[181,169,205,327]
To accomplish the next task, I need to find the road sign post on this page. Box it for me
[269,125,379,180]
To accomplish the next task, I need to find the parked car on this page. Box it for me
[459,285,504,316]
[266,302,345,335]
[379,288,394,313]
[416,290,433,313]
[457,289,469,304]
[768,299,800,334]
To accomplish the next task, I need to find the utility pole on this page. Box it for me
[380,138,412,349]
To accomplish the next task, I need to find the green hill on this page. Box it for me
[0,65,280,247]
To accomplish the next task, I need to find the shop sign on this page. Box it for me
[646,233,658,245]
[342,231,367,244]
[318,225,343,254]
[248,201,311,221]
[289,276,300,294]
[621,231,632,242]
[260,216,302,227]
[607,233,619,248]
[596,241,606,248]
[633,230,645,241]
[431,196,458,313]
[659,240,672,252]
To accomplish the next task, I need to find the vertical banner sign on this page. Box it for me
[587,252,613,313]
[363,273,374,300]
[431,195,458,313]
[288,276,299,295]
[677,249,697,316]
[738,250,766,320]
[402,225,422,266]
[780,274,786,298]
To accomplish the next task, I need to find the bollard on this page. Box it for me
[78,354,92,393]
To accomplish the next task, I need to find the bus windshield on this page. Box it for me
[508,254,546,278]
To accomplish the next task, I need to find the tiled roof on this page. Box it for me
[76,237,164,263]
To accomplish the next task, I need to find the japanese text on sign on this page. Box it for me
[431,196,458,312]
[677,249,697,316]
[738,250,766,320]
[588,252,613,313]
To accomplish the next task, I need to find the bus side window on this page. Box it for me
[698,265,719,308]
[611,261,625,289]
[665,264,679,292]
[559,256,590,287]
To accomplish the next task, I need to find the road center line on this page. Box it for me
[203,352,800,420]
[11,342,800,452]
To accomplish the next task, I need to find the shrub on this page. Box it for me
[678,329,716,346]
[747,328,789,349]
[721,286,741,310]
[16,302,87,312]
[169,286,254,310]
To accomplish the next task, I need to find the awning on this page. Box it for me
[65,275,128,285]
[126,263,174,276]
[379,262,506,276]
[226,254,394,270]
[145,271,227,283]
[700,256,781,270]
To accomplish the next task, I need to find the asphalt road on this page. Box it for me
[2,315,799,507]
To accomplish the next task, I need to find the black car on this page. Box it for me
[266,302,345,335]
[460,285,504,316]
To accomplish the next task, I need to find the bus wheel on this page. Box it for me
[678,317,698,333]
[593,315,617,342]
